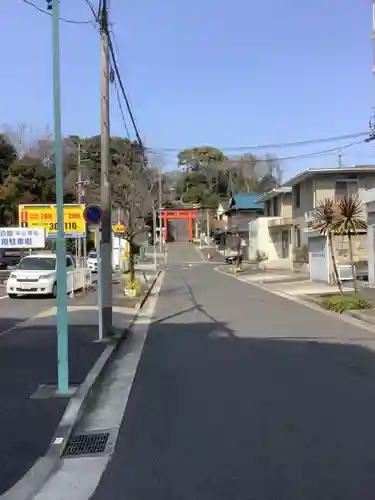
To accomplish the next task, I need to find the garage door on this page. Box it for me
[308,236,329,282]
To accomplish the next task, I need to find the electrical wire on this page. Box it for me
[91,2,142,145]
[83,0,99,22]
[109,29,137,132]
[21,0,92,25]
[147,132,370,154]
[144,138,371,164]
[113,77,131,138]
[108,34,143,147]
[205,139,368,164]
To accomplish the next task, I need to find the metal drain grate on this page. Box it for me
[64,432,110,457]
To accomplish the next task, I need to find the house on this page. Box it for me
[250,166,375,275]
[283,165,375,280]
[249,187,293,268]
[224,193,263,236]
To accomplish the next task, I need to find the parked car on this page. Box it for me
[87,251,98,272]
[0,250,22,269]
[6,253,77,298]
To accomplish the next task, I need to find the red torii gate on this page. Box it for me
[161,208,199,242]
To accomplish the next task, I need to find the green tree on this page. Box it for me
[0,134,17,182]
[178,146,227,172]
[331,195,367,293]
[0,156,56,224]
[314,197,343,294]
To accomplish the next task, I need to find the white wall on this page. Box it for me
[112,235,129,270]
[248,218,280,261]
[366,189,375,286]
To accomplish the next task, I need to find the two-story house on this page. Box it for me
[224,193,263,232]
[249,187,293,268]
[283,165,375,280]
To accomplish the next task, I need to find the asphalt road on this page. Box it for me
[93,242,375,500]
[0,286,104,495]
[0,281,98,333]
[0,289,59,332]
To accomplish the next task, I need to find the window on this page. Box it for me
[335,180,358,200]
[273,197,279,217]
[18,257,56,270]
[294,225,301,248]
[265,201,271,216]
[66,257,74,267]
[294,184,300,208]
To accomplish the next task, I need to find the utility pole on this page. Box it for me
[158,169,163,252]
[49,0,69,394]
[337,150,343,168]
[77,142,83,266]
[153,205,157,270]
[99,0,112,336]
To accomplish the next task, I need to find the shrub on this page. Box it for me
[321,294,372,314]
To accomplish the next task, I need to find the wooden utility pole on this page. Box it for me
[99,0,112,336]
[158,169,163,251]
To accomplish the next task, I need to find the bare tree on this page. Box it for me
[2,123,53,157]
[109,145,158,283]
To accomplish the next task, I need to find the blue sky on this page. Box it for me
[2,0,375,178]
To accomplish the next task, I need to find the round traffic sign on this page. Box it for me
[83,204,103,225]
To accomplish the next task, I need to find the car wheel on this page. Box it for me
[52,282,57,298]
[8,294,17,299]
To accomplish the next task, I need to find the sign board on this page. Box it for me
[112,224,126,233]
[18,204,85,238]
[0,228,45,248]
[83,204,102,225]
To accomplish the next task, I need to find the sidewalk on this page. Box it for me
[0,282,141,497]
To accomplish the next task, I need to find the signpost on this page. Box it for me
[0,228,45,249]
[83,205,104,341]
[18,204,85,238]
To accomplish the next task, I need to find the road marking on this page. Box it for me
[0,295,8,300]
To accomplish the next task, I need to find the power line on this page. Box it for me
[113,77,131,137]
[21,0,92,25]
[108,34,143,146]
[147,132,370,154]
[146,138,370,163]
[220,139,367,163]
[83,0,104,26]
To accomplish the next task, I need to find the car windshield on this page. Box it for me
[88,252,97,258]
[17,257,56,271]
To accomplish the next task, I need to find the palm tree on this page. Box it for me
[314,197,343,294]
[331,195,367,293]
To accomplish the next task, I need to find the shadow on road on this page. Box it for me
[93,316,375,500]
[0,322,104,496]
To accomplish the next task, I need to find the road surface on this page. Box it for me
[93,242,375,500]
[0,286,103,495]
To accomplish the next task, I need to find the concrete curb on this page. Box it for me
[1,272,161,500]
[215,266,375,335]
